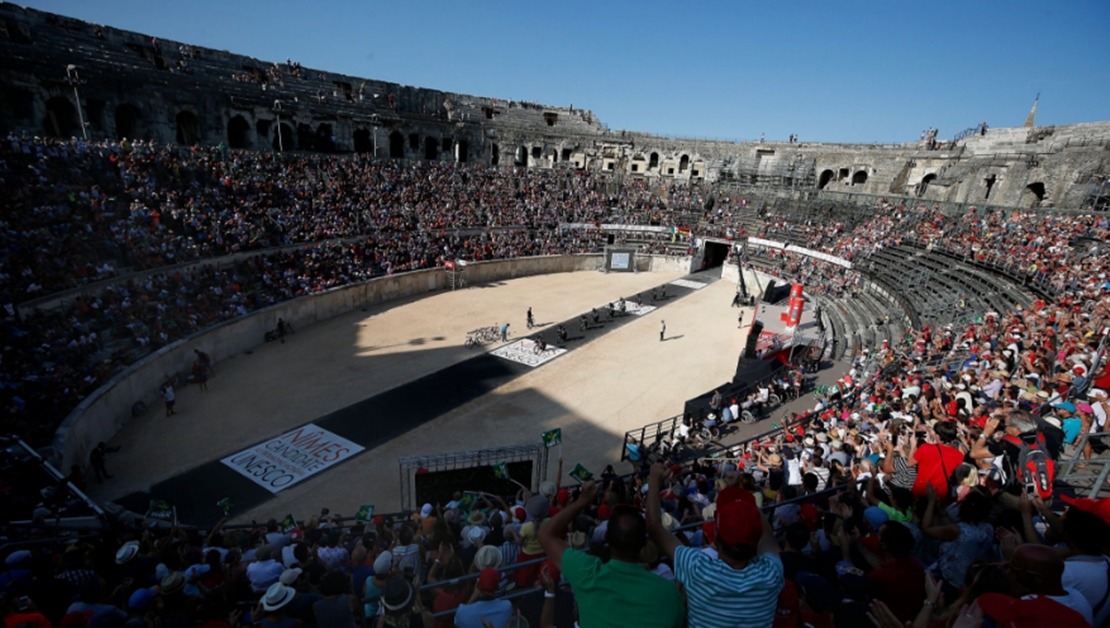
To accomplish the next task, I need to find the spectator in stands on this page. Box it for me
[911,421,964,499]
[538,481,685,628]
[646,463,783,627]
[453,568,511,628]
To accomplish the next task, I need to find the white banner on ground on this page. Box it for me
[221,424,365,493]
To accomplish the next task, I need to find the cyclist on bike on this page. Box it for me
[592,308,600,324]
[579,314,588,331]
[556,325,567,343]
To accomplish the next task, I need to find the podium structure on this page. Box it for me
[445,259,468,290]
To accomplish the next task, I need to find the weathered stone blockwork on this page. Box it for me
[2,3,1107,209]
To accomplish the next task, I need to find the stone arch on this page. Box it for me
[918,173,937,196]
[455,140,469,163]
[649,152,659,169]
[491,143,500,166]
[296,123,315,151]
[114,103,141,140]
[408,133,420,151]
[175,110,200,145]
[679,154,690,173]
[516,145,528,166]
[562,148,573,162]
[851,170,868,185]
[531,146,542,159]
[353,129,373,154]
[273,122,294,151]
[226,115,250,148]
[817,169,834,190]
[424,136,438,160]
[315,123,335,152]
[389,131,405,158]
[1025,182,1046,206]
[44,96,78,137]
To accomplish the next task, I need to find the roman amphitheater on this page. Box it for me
[2,6,1110,619]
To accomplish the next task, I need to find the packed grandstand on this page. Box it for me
[3,125,1110,628]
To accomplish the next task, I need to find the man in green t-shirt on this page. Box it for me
[538,481,685,628]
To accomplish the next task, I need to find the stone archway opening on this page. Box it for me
[114,103,141,140]
[649,152,659,169]
[1025,182,1046,206]
[491,143,500,165]
[679,154,690,173]
[984,174,997,199]
[455,140,469,163]
[315,123,335,152]
[296,123,315,151]
[562,148,573,162]
[424,136,438,160]
[227,115,250,148]
[273,122,294,151]
[408,133,420,151]
[818,169,834,190]
[175,110,200,145]
[516,145,528,166]
[851,170,868,186]
[44,96,78,137]
[389,131,405,158]
[531,146,542,159]
[353,129,373,154]
[918,173,937,196]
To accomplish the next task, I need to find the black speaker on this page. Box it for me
[743,320,764,360]
[607,233,615,245]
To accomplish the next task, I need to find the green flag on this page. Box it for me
[355,505,375,522]
[492,462,510,480]
[568,463,594,483]
[541,428,562,449]
[217,498,233,516]
[456,491,481,512]
[146,499,173,521]
[280,514,297,534]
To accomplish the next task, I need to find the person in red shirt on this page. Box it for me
[862,522,926,623]
[911,421,965,499]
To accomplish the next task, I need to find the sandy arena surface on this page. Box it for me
[91,269,752,521]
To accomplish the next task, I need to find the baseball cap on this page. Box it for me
[976,593,1090,628]
[128,587,158,610]
[1060,494,1110,527]
[477,567,500,594]
[714,487,761,548]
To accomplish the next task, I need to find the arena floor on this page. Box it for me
[90,268,754,523]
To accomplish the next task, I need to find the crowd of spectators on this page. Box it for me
[1,135,720,445]
[4,281,1109,626]
[5,136,1110,626]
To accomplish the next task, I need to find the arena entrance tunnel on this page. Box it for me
[702,240,730,269]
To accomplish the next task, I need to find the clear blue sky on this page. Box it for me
[26,0,1110,143]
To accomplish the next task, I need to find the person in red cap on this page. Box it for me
[646,463,782,628]
[1059,495,1110,626]
[452,568,512,628]
[977,543,1094,625]
[537,480,684,628]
